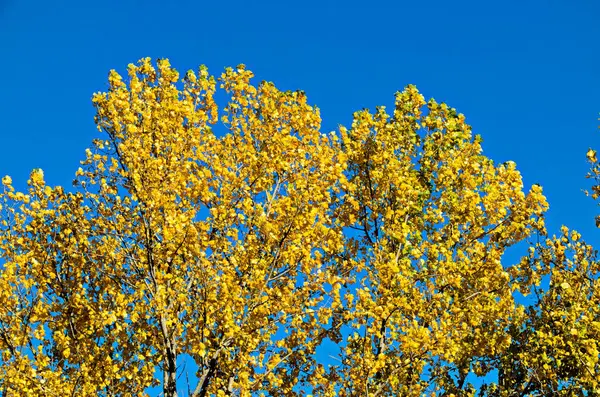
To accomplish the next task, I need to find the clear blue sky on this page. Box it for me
[1,0,599,391]
[1,0,599,240]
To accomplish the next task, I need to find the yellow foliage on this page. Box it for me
[0,58,597,396]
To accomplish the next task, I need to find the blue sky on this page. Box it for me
[1,0,599,240]
[1,0,599,392]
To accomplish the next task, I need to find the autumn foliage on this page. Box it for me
[0,58,599,396]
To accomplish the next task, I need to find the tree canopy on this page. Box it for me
[0,58,599,396]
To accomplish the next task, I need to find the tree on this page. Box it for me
[0,58,597,396]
